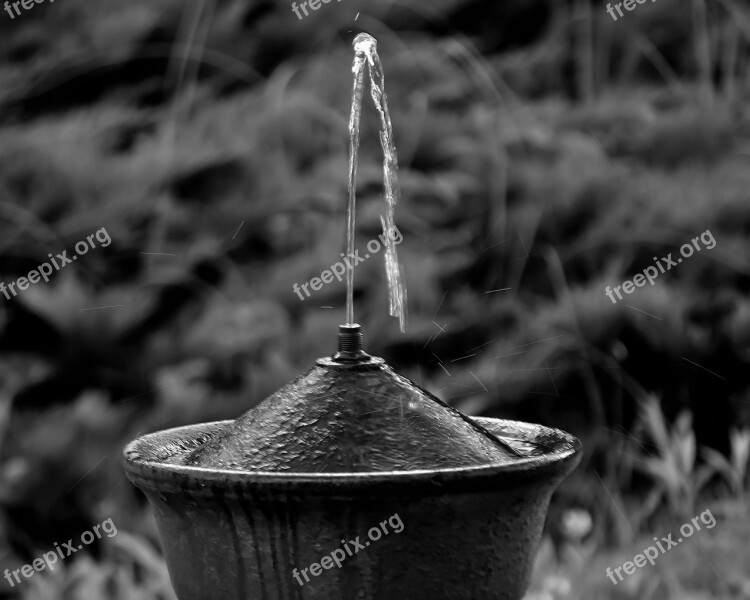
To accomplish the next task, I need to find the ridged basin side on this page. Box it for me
[122,418,582,600]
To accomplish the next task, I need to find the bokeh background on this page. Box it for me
[0,0,749,598]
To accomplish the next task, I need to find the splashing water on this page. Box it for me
[345,33,406,332]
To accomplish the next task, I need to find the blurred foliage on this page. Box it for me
[0,0,749,598]
[634,396,713,520]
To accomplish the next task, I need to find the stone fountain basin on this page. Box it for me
[123,417,581,600]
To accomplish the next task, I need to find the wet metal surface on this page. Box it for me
[180,355,525,473]
[124,414,581,600]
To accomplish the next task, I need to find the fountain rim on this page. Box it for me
[122,417,582,497]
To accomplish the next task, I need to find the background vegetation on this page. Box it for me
[0,0,749,598]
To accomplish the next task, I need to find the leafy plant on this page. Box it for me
[632,396,714,520]
[702,428,750,502]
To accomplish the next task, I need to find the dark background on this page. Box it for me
[0,0,749,598]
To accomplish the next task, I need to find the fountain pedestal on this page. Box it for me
[123,332,581,600]
[124,32,582,598]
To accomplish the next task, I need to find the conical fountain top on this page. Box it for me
[181,324,523,473]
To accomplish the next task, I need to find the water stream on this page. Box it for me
[346,33,406,332]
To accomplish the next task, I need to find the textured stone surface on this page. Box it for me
[182,356,523,472]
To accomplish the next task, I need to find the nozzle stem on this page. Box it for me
[334,324,369,362]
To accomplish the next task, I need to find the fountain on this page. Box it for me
[123,33,582,600]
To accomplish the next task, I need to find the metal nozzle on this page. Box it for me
[333,324,369,362]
